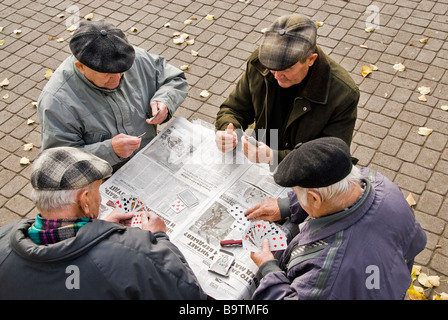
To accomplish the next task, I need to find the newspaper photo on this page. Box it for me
[98,117,287,299]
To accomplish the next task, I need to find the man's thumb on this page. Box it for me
[226,123,234,134]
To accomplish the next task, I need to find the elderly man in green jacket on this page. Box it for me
[215,14,359,167]
[37,20,188,171]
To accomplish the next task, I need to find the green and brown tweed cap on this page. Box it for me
[31,147,112,191]
[259,14,317,71]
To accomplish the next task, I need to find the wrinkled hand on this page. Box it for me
[111,133,142,158]
[250,238,275,268]
[146,101,168,125]
[215,123,238,152]
[103,208,134,226]
[245,198,281,222]
[141,210,167,233]
[241,135,273,164]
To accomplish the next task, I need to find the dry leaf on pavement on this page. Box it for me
[393,63,406,72]
[417,127,433,136]
[0,78,10,87]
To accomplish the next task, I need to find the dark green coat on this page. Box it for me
[215,47,359,163]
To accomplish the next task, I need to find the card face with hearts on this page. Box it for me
[242,220,287,252]
[170,199,186,213]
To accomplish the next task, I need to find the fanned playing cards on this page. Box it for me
[114,195,149,229]
[227,204,287,252]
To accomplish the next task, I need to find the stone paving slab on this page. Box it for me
[0,0,447,298]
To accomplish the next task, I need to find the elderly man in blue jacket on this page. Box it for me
[249,137,426,300]
[37,20,188,171]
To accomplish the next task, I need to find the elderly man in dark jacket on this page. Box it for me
[0,147,205,300]
[215,14,359,166]
[249,137,426,300]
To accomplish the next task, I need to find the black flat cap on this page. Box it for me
[274,137,352,188]
[69,20,135,73]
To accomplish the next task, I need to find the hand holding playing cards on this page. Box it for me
[146,101,168,125]
[141,211,167,233]
[250,238,275,268]
[111,133,142,158]
[103,209,134,226]
[245,198,281,222]
[241,135,273,164]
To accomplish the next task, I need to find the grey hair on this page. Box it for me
[30,188,83,213]
[295,165,363,207]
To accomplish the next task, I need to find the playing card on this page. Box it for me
[177,189,199,207]
[170,199,186,213]
[131,212,143,229]
[227,204,249,227]
[242,220,287,252]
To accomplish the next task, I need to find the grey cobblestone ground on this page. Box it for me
[0,0,446,298]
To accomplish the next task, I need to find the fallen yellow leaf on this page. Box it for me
[23,143,34,151]
[3,93,9,99]
[191,50,199,57]
[186,39,195,45]
[180,65,189,71]
[361,65,373,78]
[407,283,426,300]
[205,14,215,21]
[0,40,5,46]
[417,127,433,136]
[84,13,94,20]
[418,94,427,102]
[0,78,9,87]
[130,27,138,32]
[316,21,324,27]
[417,86,431,95]
[406,193,416,207]
[27,119,35,125]
[440,105,448,111]
[67,25,77,32]
[184,19,193,25]
[200,90,210,98]
[20,157,30,165]
[13,29,22,35]
[393,63,406,72]
[44,69,53,79]
[419,38,428,43]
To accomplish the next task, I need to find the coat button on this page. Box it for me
[303,107,307,111]
[279,29,286,35]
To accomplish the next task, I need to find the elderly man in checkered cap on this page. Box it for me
[215,14,359,166]
[0,147,205,300]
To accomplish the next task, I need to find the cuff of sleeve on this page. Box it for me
[259,259,281,277]
[278,197,291,219]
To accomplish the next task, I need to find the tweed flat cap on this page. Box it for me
[31,147,112,191]
[69,20,135,73]
[259,14,317,71]
[273,137,352,188]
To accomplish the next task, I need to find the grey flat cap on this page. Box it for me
[31,147,112,191]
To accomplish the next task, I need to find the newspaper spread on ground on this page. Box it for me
[98,117,288,300]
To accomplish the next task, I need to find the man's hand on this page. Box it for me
[141,211,167,233]
[146,101,168,125]
[215,123,238,152]
[111,133,142,158]
[250,239,275,268]
[103,209,134,226]
[245,198,281,222]
[241,135,273,164]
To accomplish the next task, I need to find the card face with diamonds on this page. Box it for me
[242,220,287,252]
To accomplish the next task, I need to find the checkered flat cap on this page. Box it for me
[31,147,112,191]
[259,14,317,71]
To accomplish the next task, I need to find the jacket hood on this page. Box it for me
[10,219,125,263]
[252,46,331,104]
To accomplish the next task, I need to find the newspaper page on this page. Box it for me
[98,117,286,300]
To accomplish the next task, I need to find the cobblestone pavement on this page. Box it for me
[0,0,446,298]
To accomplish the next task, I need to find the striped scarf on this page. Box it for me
[28,214,90,245]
